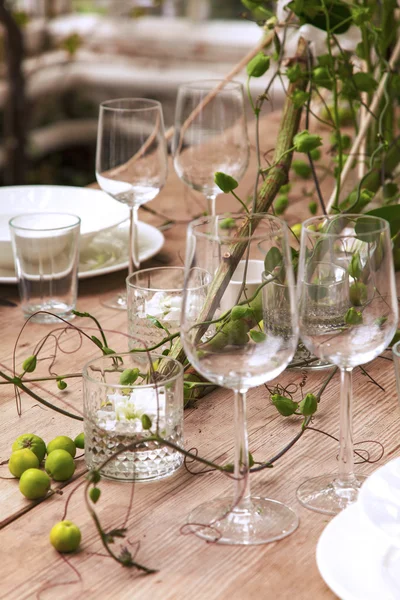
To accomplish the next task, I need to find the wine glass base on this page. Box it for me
[187,496,299,545]
[297,473,366,515]
[101,292,127,311]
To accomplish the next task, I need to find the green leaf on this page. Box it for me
[141,414,152,430]
[248,452,255,468]
[286,64,303,83]
[90,487,101,503]
[344,307,363,325]
[298,393,318,416]
[214,172,239,193]
[119,368,140,386]
[264,246,282,275]
[231,305,253,320]
[288,0,352,34]
[249,330,267,343]
[348,253,362,279]
[365,205,400,237]
[87,470,101,484]
[246,52,270,78]
[353,72,378,93]
[91,335,103,349]
[241,0,273,20]
[102,346,116,355]
[271,394,298,417]
[22,355,37,373]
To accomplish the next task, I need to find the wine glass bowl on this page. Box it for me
[181,213,299,544]
[96,98,168,309]
[296,214,398,514]
[173,81,250,216]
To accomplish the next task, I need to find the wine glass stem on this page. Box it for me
[206,194,216,217]
[337,367,356,486]
[129,205,140,275]
[233,389,252,510]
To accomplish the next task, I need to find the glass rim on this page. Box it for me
[393,341,400,357]
[177,79,243,92]
[302,214,390,238]
[9,212,81,232]
[188,213,289,242]
[126,266,209,293]
[99,98,162,112]
[82,352,183,389]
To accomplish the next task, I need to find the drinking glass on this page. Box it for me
[9,212,80,323]
[173,80,249,216]
[96,98,168,309]
[297,214,398,515]
[181,214,299,545]
[83,352,184,482]
[126,266,210,351]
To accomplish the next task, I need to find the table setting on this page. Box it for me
[1,2,400,598]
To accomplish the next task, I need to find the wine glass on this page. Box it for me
[96,98,168,310]
[181,214,299,545]
[173,80,249,217]
[297,214,398,515]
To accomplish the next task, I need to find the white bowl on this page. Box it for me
[0,185,129,268]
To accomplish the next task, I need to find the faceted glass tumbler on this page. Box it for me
[82,352,184,482]
[126,266,209,351]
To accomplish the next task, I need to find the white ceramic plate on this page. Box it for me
[358,457,400,546]
[0,220,164,283]
[0,185,130,268]
[316,502,397,600]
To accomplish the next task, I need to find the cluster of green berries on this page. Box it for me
[7,432,85,553]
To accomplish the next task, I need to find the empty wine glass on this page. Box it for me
[181,214,299,545]
[96,98,168,309]
[297,214,398,515]
[173,80,249,216]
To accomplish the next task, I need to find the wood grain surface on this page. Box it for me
[0,113,398,600]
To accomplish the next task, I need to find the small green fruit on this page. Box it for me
[50,521,81,553]
[45,449,76,481]
[9,449,39,478]
[19,468,51,500]
[47,436,76,458]
[12,434,46,463]
[74,433,85,449]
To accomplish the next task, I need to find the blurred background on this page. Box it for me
[0,0,275,188]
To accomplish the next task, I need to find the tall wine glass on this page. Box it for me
[297,214,398,515]
[173,81,249,216]
[181,214,299,545]
[96,98,168,310]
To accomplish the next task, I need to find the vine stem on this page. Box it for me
[326,35,400,212]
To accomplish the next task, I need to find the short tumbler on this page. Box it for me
[9,212,80,323]
[83,352,184,482]
[126,266,209,350]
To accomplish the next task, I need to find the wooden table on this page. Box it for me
[0,114,399,600]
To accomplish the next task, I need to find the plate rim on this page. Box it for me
[0,220,164,284]
[0,184,129,239]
